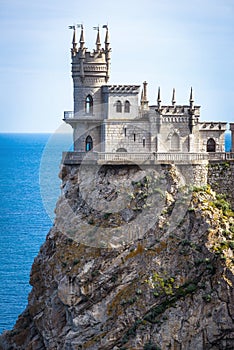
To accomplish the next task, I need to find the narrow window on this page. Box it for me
[85,135,93,152]
[85,95,93,114]
[116,100,122,113]
[124,127,127,137]
[133,133,136,142]
[124,100,130,113]
[143,137,146,148]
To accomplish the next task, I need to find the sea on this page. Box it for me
[0,131,232,334]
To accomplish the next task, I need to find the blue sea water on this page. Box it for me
[0,133,72,334]
[0,131,232,334]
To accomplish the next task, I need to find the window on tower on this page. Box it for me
[85,135,93,152]
[116,100,122,113]
[85,95,93,114]
[124,100,130,113]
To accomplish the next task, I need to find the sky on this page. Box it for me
[0,0,234,133]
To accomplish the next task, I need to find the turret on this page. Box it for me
[69,25,112,116]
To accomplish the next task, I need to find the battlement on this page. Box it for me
[200,122,227,131]
[153,105,200,116]
[104,85,141,94]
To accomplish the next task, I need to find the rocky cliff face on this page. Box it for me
[1,164,234,350]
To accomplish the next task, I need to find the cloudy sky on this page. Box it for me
[0,0,234,132]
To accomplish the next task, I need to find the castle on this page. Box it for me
[63,25,234,164]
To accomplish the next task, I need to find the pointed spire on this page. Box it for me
[190,87,194,102]
[72,27,78,53]
[79,24,85,50]
[95,27,101,52]
[189,87,194,109]
[157,87,161,108]
[172,88,176,106]
[104,25,110,46]
[141,81,149,110]
[143,81,148,101]
[69,25,78,56]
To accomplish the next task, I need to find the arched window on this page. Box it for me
[143,137,146,148]
[85,95,93,114]
[171,133,180,150]
[116,100,122,113]
[207,138,216,152]
[85,135,93,152]
[124,100,130,113]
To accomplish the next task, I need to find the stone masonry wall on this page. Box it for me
[208,160,234,209]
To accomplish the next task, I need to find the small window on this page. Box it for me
[143,137,146,148]
[124,100,130,113]
[133,133,136,142]
[85,95,93,114]
[116,100,122,113]
[85,135,93,152]
[124,127,127,137]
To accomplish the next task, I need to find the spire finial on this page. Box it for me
[190,87,194,109]
[141,89,144,102]
[93,26,101,51]
[103,24,110,46]
[172,88,176,106]
[69,25,78,55]
[143,81,148,101]
[78,24,85,50]
[141,81,149,110]
[157,87,161,108]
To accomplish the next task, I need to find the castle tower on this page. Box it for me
[71,25,111,116]
[65,25,111,152]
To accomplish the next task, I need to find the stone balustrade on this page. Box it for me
[62,151,234,165]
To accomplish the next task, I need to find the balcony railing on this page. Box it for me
[64,111,74,119]
[62,151,234,165]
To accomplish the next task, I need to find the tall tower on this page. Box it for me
[65,25,111,151]
[71,25,111,116]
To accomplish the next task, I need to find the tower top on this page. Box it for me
[70,25,111,86]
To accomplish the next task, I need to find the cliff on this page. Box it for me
[1,164,234,350]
